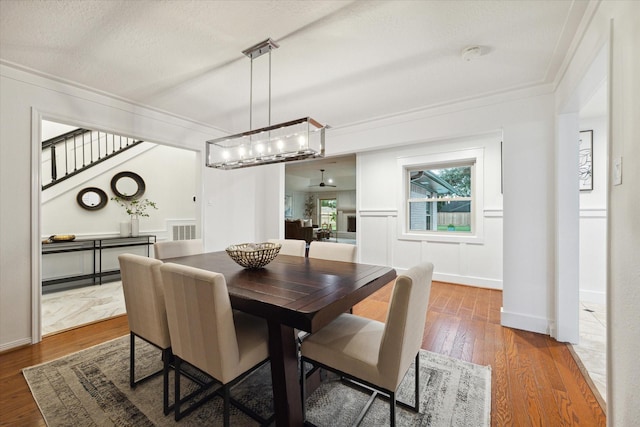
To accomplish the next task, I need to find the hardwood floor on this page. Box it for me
[0,282,605,426]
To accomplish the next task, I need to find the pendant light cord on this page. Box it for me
[249,57,253,131]
[249,50,271,130]
[268,49,272,127]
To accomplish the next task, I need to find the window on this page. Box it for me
[319,198,337,230]
[398,147,484,243]
[408,164,473,232]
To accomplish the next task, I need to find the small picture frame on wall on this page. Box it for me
[579,130,593,191]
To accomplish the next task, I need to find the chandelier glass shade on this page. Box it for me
[205,38,325,170]
[206,117,324,170]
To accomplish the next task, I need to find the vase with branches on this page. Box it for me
[112,197,157,237]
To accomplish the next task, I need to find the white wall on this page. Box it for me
[330,92,555,334]
[42,144,198,239]
[578,115,607,304]
[41,145,200,240]
[603,3,640,425]
[357,133,503,288]
[202,162,282,251]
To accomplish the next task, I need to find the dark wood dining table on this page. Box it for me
[161,250,396,426]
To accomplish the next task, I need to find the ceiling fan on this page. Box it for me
[309,169,336,188]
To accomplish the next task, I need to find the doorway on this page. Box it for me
[574,81,608,404]
[556,43,609,407]
[39,118,200,335]
[285,154,356,244]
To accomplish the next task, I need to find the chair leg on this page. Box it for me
[174,356,182,421]
[414,352,420,412]
[162,348,171,415]
[223,384,230,427]
[389,390,396,427]
[129,332,135,388]
[300,360,307,422]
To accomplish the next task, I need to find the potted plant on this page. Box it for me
[304,195,315,220]
[112,197,157,237]
[447,223,456,231]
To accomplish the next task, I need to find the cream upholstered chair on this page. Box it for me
[160,263,272,425]
[118,253,173,415]
[300,262,434,426]
[268,238,306,257]
[153,239,203,259]
[308,241,357,317]
[308,241,356,262]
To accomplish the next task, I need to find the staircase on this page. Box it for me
[42,128,143,190]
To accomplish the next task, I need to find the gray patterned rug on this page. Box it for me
[23,335,490,426]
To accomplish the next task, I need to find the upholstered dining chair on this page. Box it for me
[153,238,203,260]
[268,238,306,257]
[159,263,273,425]
[300,262,434,426]
[308,241,356,262]
[118,253,173,415]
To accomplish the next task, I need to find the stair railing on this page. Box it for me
[42,128,143,190]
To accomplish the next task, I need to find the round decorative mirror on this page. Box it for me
[110,171,145,200]
[77,187,108,210]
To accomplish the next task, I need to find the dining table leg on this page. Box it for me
[267,321,303,426]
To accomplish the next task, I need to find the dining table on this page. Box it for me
[161,250,397,426]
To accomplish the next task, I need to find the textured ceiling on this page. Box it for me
[0,0,589,135]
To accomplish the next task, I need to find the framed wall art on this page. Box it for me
[579,130,593,191]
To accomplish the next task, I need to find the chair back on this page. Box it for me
[268,238,306,257]
[118,254,171,349]
[308,241,356,262]
[154,239,203,259]
[160,263,240,383]
[378,262,434,390]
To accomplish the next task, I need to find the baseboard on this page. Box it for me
[432,273,502,290]
[500,308,550,335]
[391,269,503,290]
[0,336,32,353]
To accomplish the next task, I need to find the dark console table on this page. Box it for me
[42,235,156,292]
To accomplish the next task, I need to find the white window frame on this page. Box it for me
[397,148,484,243]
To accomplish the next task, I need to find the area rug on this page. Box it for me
[23,335,491,426]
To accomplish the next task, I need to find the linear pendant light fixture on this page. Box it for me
[206,38,325,170]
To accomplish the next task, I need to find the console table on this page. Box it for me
[42,235,156,292]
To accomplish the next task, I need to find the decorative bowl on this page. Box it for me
[226,242,281,269]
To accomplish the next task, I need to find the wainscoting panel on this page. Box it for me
[359,209,503,289]
[579,208,606,305]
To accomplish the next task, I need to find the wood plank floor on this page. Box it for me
[0,281,605,426]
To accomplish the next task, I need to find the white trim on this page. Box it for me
[432,273,502,290]
[390,268,502,290]
[0,337,32,353]
[579,208,607,218]
[501,308,550,335]
[30,108,42,344]
[359,209,398,217]
[330,83,554,139]
[1,61,228,135]
[483,209,504,218]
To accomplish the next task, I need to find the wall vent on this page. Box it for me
[172,224,196,241]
